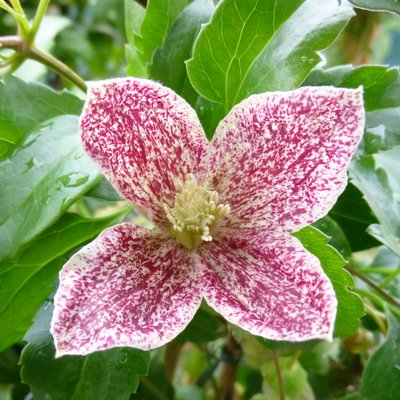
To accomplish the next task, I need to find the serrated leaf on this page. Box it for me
[149,0,214,105]
[187,0,353,111]
[350,149,400,255]
[135,0,190,67]
[20,302,150,400]
[0,209,130,351]
[0,76,83,159]
[293,226,364,337]
[304,65,400,112]
[0,115,100,264]
[349,0,400,15]
[359,310,400,400]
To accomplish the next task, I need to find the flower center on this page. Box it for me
[163,174,230,250]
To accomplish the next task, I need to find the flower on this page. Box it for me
[50,78,364,356]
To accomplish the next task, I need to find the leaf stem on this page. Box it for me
[0,36,87,92]
[345,264,400,310]
[28,0,51,44]
[164,341,183,383]
[271,350,285,400]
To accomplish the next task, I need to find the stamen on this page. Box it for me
[163,174,230,250]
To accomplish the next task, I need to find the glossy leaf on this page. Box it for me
[135,0,190,66]
[0,76,83,159]
[21,303,150,400]
[304,65,400,112]
[187,0,353,110]
[149,0,214,105]
[359,311,400,399]
[0,210,130,351]
[349,0,400,15]
[350,150,400,255]
[125,0,147,77]
[0,115,100,264]
[293,226,363,337]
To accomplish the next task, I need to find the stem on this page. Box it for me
[28,0,51,44]
[1,0,30,39]
[164,342,183,383]
[0,36,86,92]
[219,332,241,400]
[271,351,285,400]
[345,264,400,310]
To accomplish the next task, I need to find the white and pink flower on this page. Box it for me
[51,78,365,356]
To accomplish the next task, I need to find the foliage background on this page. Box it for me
[1,0,400,399]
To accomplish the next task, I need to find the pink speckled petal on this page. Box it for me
[199,231,337,341]
[80,78,208,227]
[51,224,203,356]
[206,87,365,232]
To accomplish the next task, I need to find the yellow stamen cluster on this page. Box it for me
[163,174,230,250]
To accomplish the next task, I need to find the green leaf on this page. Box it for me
[85,176,123,201]
[20,302,150,400]
[0,209,130,351]
[350,149,400,255]
[330,183,380,252]
[362,108,400,155]
[359,310,400,399]
[125,0,147,77]
[349,0,400,15]
[187,0,353,111]
[149,0,214,105]
[304,65,400,112]
[135,0,190,67]
[293,226,363,337]
[175,307,222,343]
[0,76,83,159]
[0,115,100,264]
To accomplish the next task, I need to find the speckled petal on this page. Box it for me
[206,87,365,232]
[51,224,203,356]
[80,78,208,227]
[199,231,337,341]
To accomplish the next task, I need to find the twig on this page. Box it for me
[219,331,241,400]
[271,350,285,400]
[0,35,87,92]
[345,264,400,310]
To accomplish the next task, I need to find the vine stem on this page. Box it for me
[0,36,87,92]
[28,0,51,43]
[219,331,241,400]
[345,263,400,309]
[164,342,183,383]
[271,351,285,400]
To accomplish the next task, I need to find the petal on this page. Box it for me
[199,231,337,341]
[206,87,365,232]
[51,224,203,356]
[80,78,208,227]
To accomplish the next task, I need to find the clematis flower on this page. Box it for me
[50,78,364,356]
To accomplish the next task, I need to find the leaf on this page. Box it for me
[359,310,400,399]
[0,209,130,351]
[135,0,190,67]
[20,302,150,400]
[0,115,100,264]
[362,108,400,155]
[350,150,400,255]
[175,307,222,343]
[349,0,400,15]
[293,226,364,337]
[0,76,83,159]
[125,0,147,77]
[330,183,380,252]
[187,0,353,111]
[304,65,400,112]
[149,0,214,105]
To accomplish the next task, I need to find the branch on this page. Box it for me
[0,35,87,92]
